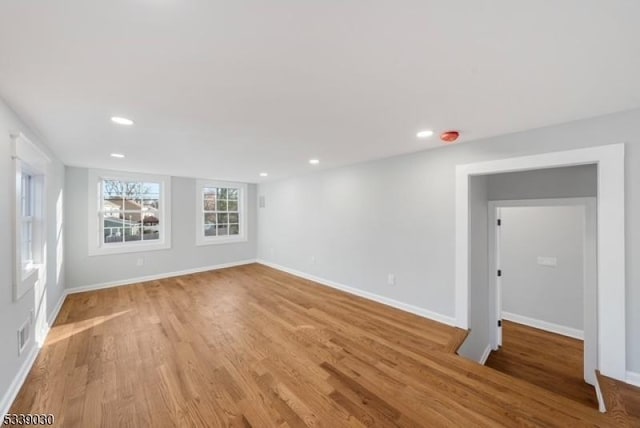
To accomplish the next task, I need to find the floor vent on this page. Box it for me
[18,317,31,355]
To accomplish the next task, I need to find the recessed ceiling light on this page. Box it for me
[309,159,320,165]
[416,129,434,139]
[110,153,125,158]
[260,172,268,177]
[111,116,134,126]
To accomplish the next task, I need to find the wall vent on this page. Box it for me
[18,317,31,355]
[259,195,266,208]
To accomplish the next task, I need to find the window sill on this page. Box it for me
[89,241,171,256]
[16,264,40,300]
[21,265,40,282]
[196,236,248,247]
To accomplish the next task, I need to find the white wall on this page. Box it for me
[0,98,66,411]
[457,176,490,362]
[64,167,257,289]
[257,108,640,373]
[488,165,597,200]
[500,206,585,330]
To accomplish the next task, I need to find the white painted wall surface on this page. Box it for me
[64,168,258,289]
[488,165,596,200]
[500,206,585,330]
[457,176,490,362]
[257,108,640,372]
[0,97,66,412]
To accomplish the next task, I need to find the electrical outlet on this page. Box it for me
[311,255,316,264]
[387,274,396,286]
[136,257,144,267]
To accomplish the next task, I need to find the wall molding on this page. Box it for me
[1,259,257,415]
[502,311,584,340]
[0,345,38,417]
[480,345,492,365]
[594,372,607,413]
[1,288,67,416]
[256,259,457,327]
[456,143,626,381]
[39,291,68,346]
[66,259,257,294]
[627,371,640,388]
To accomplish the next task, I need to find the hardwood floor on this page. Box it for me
[597,371,640,427]
[485,320,598,409]
[10,264,620,426]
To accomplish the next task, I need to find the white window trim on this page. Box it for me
[88,169,172,256]
[195,179,248,246]
[11,132,49,302]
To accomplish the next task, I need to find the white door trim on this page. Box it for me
[455,143,626,381]
[488,198,597,386]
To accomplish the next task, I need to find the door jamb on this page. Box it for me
[455,143,625,382]
[487,198,597,387]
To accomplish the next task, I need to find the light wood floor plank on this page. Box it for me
[485,320,598,409]
[9,263,632,426]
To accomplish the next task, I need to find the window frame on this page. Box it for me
[11,132,48,302]
[88,169,172,256]
[21,172,35,270]
[195,179,248,246]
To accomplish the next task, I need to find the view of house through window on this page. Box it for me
[21,173,34,270]
[101,180,161,244]
[203,187,240,237]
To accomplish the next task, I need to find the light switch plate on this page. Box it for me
[537,256,558,267]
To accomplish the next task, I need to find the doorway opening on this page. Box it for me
[485,199,597,408]
[455,143,626,413]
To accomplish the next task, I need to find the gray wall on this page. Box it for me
[0,98,65,410]
[458,176,490,362]
[501,206,585,330]
[257,108,640,372]
[64,167,257,289]
[488,165,597,201]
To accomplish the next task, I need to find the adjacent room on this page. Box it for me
[1,1,639,426]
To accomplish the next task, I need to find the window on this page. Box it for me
[101,180,161,244]
[21,173,35,270]
[196,180,247,245]
[12,132,48,301]
[88,170,171,255]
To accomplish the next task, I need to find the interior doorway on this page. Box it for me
[455,144,626,392]
[486,199,598,407]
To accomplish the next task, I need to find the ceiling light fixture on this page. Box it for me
[416,129,434,139]
[111,116,134,126]
[260,172,268,177]
[110,153,125,158]
[309,159,320,165]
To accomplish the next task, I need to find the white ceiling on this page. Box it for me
[1,1,639,183]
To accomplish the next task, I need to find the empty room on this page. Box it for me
[1,1,640,427]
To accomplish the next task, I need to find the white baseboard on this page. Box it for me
[39,291,67,345]
[256,259,457,327]
[627,371,640,388]
[66,259,257,294]
[593,372,607,413]
[1,289,68,416]
[1,259,257,415]
[479,345,492,365]
[47,291,66,328]
[0,343,38,417]
[502,311,584,340]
